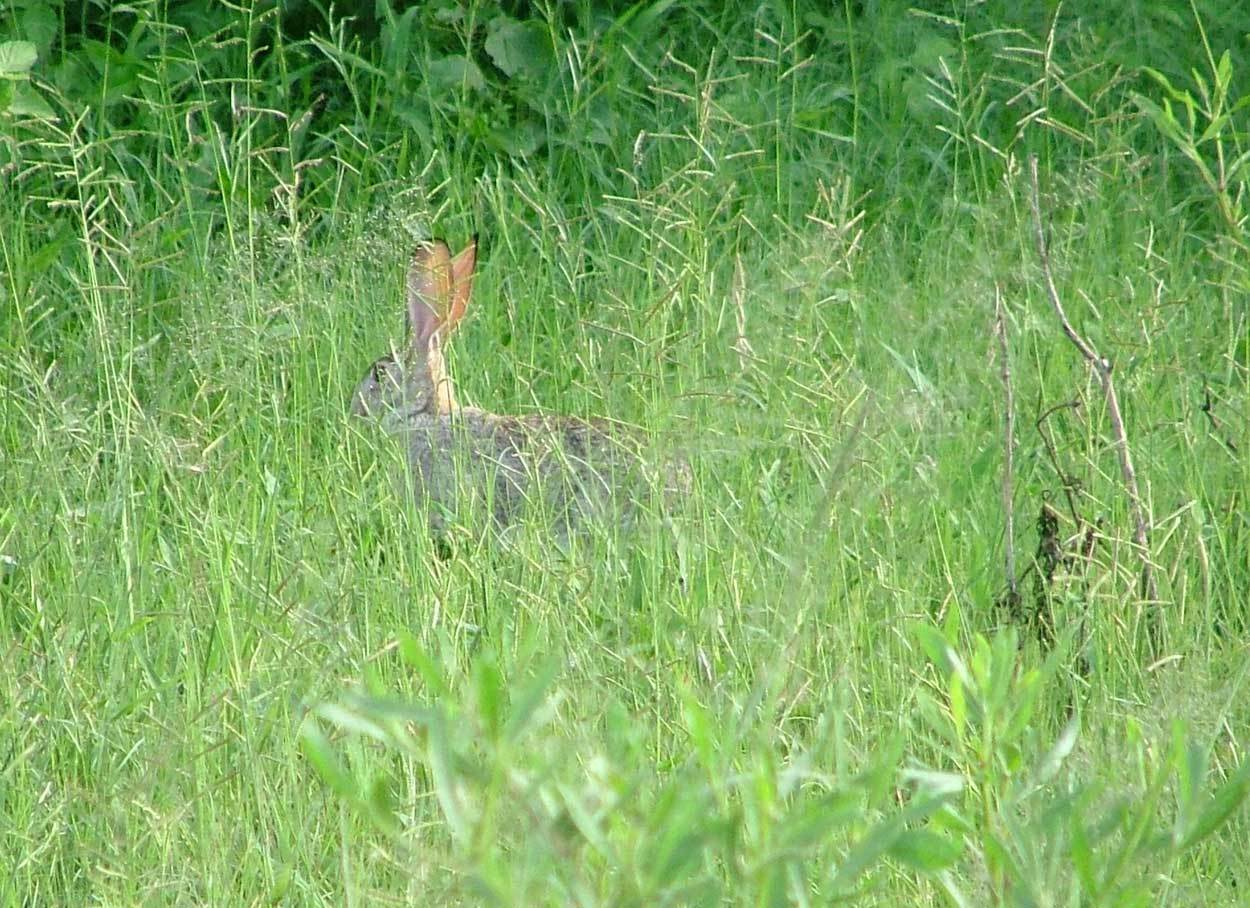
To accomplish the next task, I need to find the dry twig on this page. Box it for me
[1026,155,1158,607]
[1035,398,1084,522]
[1200,382,1239,454]
[731,253,755,371]
[994,287,1018,603]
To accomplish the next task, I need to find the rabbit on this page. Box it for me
[352,237,690,541]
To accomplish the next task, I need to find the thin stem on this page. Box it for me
[1026,155,1159,613]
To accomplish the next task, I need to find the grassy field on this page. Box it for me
[2,1,1249,905]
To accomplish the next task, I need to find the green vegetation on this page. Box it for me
[2,1,1248,904]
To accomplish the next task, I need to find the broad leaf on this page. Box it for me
[0,41,37,78]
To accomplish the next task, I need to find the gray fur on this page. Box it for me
[352,239,689,540]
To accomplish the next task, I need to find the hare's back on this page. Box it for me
[404,411,657,533]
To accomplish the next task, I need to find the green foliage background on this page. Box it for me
[2,0,1248,905]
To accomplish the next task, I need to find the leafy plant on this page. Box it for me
[302,637,964,905]
[2,2,1248,905]
[0,40,54,119]
[914,626,1250,906]
[1134,49,1250,252]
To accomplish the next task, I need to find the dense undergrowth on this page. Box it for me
[2,1,1249,905]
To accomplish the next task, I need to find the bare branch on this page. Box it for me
[994,286,1018,599]
[1035,398,1084,523]
[1200,382,1239,454]
[1026,154,1158,607]
[731,253,755,371]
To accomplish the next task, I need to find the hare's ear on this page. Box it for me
[407,240,454,348]
[445,236,478,329]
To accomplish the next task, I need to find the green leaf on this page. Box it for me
[503,658,559,744]
[779,789,863,852]
[560,783,616,860]
[1179,760,1250,850]
[606,0,681,43]
[0,41,37,78]
[427,55,486,93]
[493,116,545,157]
[913,623,955,679]
[1089,796,1132,843]
[1132,93,1187,146]
[1143,66,1196,110]
[1069,803,1098,893]
[911,35,959,72]
[913,689,959,753]
[473,654,505,741]
[948,671,966,740]
[987,629,1018,712]
[1035,716,1079,785]
[397,631,450,697]
[366,772,401,834]
[314,702,392,745]
[484,16,550,80]
[970,635,992,693]
[641,780,718,891]
[425,709,473,848]
[679,682,716,773]
[1174,730,1206,823]
[1226,147,1250,183]
[308,34,389,80]
[854,734,906,805]
[299,721,357,800]
[1198,112,1232,146]
[21,4,59,56]
[900,768,964,799]
[1003,668,1042,742]
[833,797,946,891]
[833,821,903,891]
[881,342,936,401]
[982,829,1027,892]
[1215,51,1233,101]
[887,827,962,872]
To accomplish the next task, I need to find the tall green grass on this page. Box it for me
[2,1,1248,904]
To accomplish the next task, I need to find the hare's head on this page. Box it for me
[352,238,477,426]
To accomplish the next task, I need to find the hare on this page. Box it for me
[352,237,689,541]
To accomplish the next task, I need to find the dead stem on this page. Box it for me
[1026,155,1159,610]
[994,286,1018,601]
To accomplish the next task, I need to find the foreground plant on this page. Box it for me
[305,625,1249,905]
[913,625,1250,906]
[302,634,963,905]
